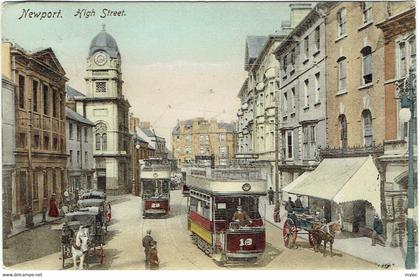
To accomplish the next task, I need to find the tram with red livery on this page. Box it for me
[186,166,267,263]
[140,158,171,218]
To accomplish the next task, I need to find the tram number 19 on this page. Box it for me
[239,238,253,246]
[151,203,160,208]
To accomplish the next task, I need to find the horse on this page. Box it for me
[72,226,90,269]
[309,221,342,257]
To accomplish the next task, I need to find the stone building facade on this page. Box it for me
[73,26,131,195]
[2,75,15,241]
[172,118,236,168]
[2,41,68,217]
[65,105,95,192]
[274,5,327,192]
[376,3,416,247]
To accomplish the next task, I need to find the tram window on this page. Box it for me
[203,203,211,219]
[190,197,198,212]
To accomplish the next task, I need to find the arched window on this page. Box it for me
[337,8,346,37]
[361,46,373,85]
[337,56,346,91]
[95,122,107,151]
[95,133,101,150]
[362,110,373,147]
[339,114,347,149]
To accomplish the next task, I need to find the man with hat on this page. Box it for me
[142,229,154,267]
[372,213,386,246]
[232,206,251,227]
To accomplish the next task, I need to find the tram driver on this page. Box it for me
[232,206,251,227]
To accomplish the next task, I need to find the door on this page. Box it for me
[97,176,106,192]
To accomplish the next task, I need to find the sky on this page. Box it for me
[2,1,291,147]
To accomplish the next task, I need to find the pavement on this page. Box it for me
[259,196,408,269]
[9,212,63,238]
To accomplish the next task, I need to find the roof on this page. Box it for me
[66,107,95,126]
[245,36,268,69]
[172,123,180,135]
[140,127,155,137]
[283,156,381,216]
[218,122,236,133]
[66,85,86,99]
[89,26,119,58]
[132,132,147,143]
[148,144,155,150]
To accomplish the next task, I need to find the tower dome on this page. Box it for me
[88,25,119,58]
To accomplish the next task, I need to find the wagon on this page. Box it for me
[61,210,106,268]
[282,207,323,248]
[78,199,109,229]
[80,190,106,200]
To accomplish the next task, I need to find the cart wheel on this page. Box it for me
[283,218,297,248]
[61,246,65,269]
[100,244,104,265]
[308,232,314,247]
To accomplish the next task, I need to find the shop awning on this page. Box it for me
[282,156,381,216]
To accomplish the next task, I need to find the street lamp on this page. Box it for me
[396,67,416,269]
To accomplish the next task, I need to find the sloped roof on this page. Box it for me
[66,85,86,99]
[140,127,155,137]
[66,107,94,126]
[218,122,236,133]
[245,36,268,69]
[172,123,180,135]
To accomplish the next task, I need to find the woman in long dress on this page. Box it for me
[48,193,59,217]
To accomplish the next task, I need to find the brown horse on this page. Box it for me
[309,221,341,257]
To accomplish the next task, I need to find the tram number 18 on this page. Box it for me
[151,203,160,208]
[239,238,253,246]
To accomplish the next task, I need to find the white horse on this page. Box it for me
[72,226,90,270]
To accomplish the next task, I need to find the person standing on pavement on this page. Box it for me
[268,187,274,205]
[142,229,154,267]
[148,241,160,270]
[48,193,59,217]
[372,213,386,246]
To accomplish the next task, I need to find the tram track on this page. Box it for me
[162,194,202,269]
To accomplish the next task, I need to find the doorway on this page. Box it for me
[97,169,106,192]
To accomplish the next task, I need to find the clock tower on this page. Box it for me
[75,25,131,195]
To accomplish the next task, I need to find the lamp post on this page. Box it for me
[396,67,416,269]
[134,144,140,196]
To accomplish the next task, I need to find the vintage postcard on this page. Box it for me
[1,0,417,273]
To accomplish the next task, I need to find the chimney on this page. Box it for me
[289,3,313,28]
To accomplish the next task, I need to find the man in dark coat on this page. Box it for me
[372,213,386,246]
[268,187,274,205]
[142,229,154,267]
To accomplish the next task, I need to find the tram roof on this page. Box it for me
[187,175,267,196]
[78,199,105,207]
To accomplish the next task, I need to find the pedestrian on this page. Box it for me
[268,187,274,205]
[148,241,160,270]
[285,197,295,213]
[273,201,281,223]
[48,193,59,217]
[372,213,386,246]
[232,206,251,227]
[142,229,154,267]
[295,196,303,208]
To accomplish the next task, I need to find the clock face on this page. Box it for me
[94,52,107,66]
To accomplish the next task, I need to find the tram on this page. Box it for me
[186,166,267,262]
[140,157,171,218]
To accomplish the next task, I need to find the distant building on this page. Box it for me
[2,41,68,218]
[138,121,167,159]
[66,105,95,192]
[172,118,236,168]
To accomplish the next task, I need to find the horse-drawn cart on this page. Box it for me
[78,198,110,231]
[61,210,106,269]
[283,207,322,248]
